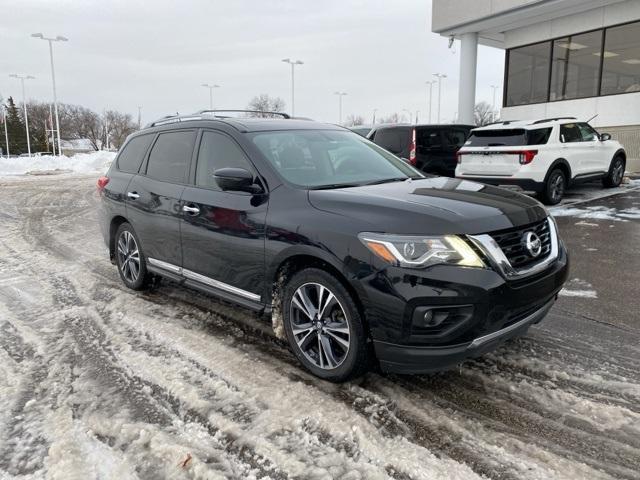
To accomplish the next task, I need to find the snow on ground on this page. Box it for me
[559,278,598,299]
[0,151,114,176]
[550,205,640,222]
[1,175,639,479]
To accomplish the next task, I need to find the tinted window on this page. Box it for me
[416,128,442,151]
[372,128,409,154]
[601,22,640,95]
[116,134,154,173]
[550,31,603,101]
[146,130,195,183]
[506,41,551,106]
[251,130,421,188]
[560,124,582,143]
[577,123,598,141]
[526,127,553,145]
[441,128,469,149]
[196,131,253,188]
[465,129,527,147]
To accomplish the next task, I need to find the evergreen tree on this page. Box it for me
[4,97,27,155]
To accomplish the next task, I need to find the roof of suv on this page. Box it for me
[473,117,578,131]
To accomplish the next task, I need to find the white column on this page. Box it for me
[458,32,478,125]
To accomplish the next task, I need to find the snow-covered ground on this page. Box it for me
[0,151,114,176]
[0,175,639,479]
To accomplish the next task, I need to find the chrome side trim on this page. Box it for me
[468,298,554,349]
[467,218,559,280]
[148,257,182,274]
[146,257,261,302]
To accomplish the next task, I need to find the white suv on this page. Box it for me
[455,117,626,204]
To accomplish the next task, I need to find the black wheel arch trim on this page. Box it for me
[545,158,572,185]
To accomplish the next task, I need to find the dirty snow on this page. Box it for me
[550,205,640,222]
[0,151,115,176]
[559,278,598,299]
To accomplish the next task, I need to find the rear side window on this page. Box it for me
[146,130,196,183]
[372,128,409,155]
[464,129,527,147]
[116,134,154,173]
[560,124,582,143]
[195,131,253,189]
[526,127,552,145]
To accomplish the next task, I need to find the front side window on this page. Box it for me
[505,41,551,106]
[559,124,582,143]
[250,129,421,188]
[577,123,598,141]
[601,22,640,96]
[117,134,154,173]
[146,130,196,183]
[550,30,603,101]
[196,131,253,189]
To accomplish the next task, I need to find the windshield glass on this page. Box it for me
[250,129,422,188]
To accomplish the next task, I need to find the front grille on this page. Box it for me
[489,219,551,269]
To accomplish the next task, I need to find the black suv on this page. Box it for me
[368,123,474,177]
[98,111,568,382]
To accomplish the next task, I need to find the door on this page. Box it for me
[125,129,196,270]
[559,123,590,177]
[576,123,606,173]
[439,127,470,176]
[180,129,268,304]
[415,127,445,174]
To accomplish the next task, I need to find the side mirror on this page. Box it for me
[213,168,263,194]
[600,133,611,141]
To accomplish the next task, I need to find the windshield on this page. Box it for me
[250,129,422,188]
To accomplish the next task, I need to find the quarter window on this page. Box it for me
[146,130,195,183]
[195,131,253,189]
[116,134,154,173]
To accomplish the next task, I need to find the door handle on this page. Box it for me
[182,205,200,215]
[127,191,140,200]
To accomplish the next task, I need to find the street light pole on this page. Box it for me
[433,73,447,124]
[372,108,378,124]
[490,84,499,118]
[415,110,420,124]
[9,74,35,157]
[426,80,436,123]
[32,33,67,157]
[201,83,220,110]
[334,92,347,125]
[137,106,142,129]
[282,58,303,117]
[1,100,9,158]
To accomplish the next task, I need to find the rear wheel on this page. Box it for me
[540,168,566,205]
[603,156,625,188]
[115,223,151,290]
[282,268,369,382]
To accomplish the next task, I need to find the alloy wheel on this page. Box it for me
[550,173,564,202]
[117,231,140,283]
[613,160,624,185]
[289,282,350,370]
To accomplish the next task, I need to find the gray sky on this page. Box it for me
[0,0,504,125]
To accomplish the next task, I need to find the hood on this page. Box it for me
[308,177,547,235]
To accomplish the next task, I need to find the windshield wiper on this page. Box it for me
[309,183,363,190]
[362,177,411,186]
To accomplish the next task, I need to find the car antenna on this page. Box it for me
[586,113,598,124]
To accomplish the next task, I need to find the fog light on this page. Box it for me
[423,310,434,324]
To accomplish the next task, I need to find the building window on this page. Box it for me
[550,30,603,101]
[505,41,551,106]
[601,22,640,96]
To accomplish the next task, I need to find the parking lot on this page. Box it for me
[0,173,638,479]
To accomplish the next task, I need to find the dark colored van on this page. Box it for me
[368,124,474,177]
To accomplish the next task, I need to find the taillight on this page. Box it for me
[456,151,464,164]
[409,128,417,165]
[517,150,538,165]
[97,176,110,192]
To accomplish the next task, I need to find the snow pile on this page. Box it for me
[0,150,115,176]
[551,205,640,221]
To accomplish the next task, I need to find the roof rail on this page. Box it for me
[531,117,576,124]
[145,114,202,128]
[196,109,290,119]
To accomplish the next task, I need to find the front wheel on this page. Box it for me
[282,268,369,382]
[540,168,566,205]
[603,156,625,188]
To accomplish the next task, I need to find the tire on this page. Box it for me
[602,156,625,188]
[114,223,151,290]
[282,268,369,382]
[539,168,566,205]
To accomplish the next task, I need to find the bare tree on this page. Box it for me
[344,114,365,126]
[246,94,286,117]
[104,110,137,149]
[474,101,496,126]
[382,112,401,124]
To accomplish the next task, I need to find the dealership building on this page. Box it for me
[432,0,640,171]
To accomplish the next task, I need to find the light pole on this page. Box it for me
[433,73,447,124]
[282,58,303,117]
[415,110,420,124]
[137,106,142,129]
[201,83,220,110]
[425,80,436,123]
[9,74,35,157]
[490,84,500,119]
[1,97,8,158]
[372,108,378,124]
[334,91,347,125]
[31,33,67,157]
[402,109,412,123]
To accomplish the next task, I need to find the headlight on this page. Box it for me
[358,233,485,269]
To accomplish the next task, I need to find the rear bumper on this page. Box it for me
[374,298,554,374]
[456,176,544,192]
